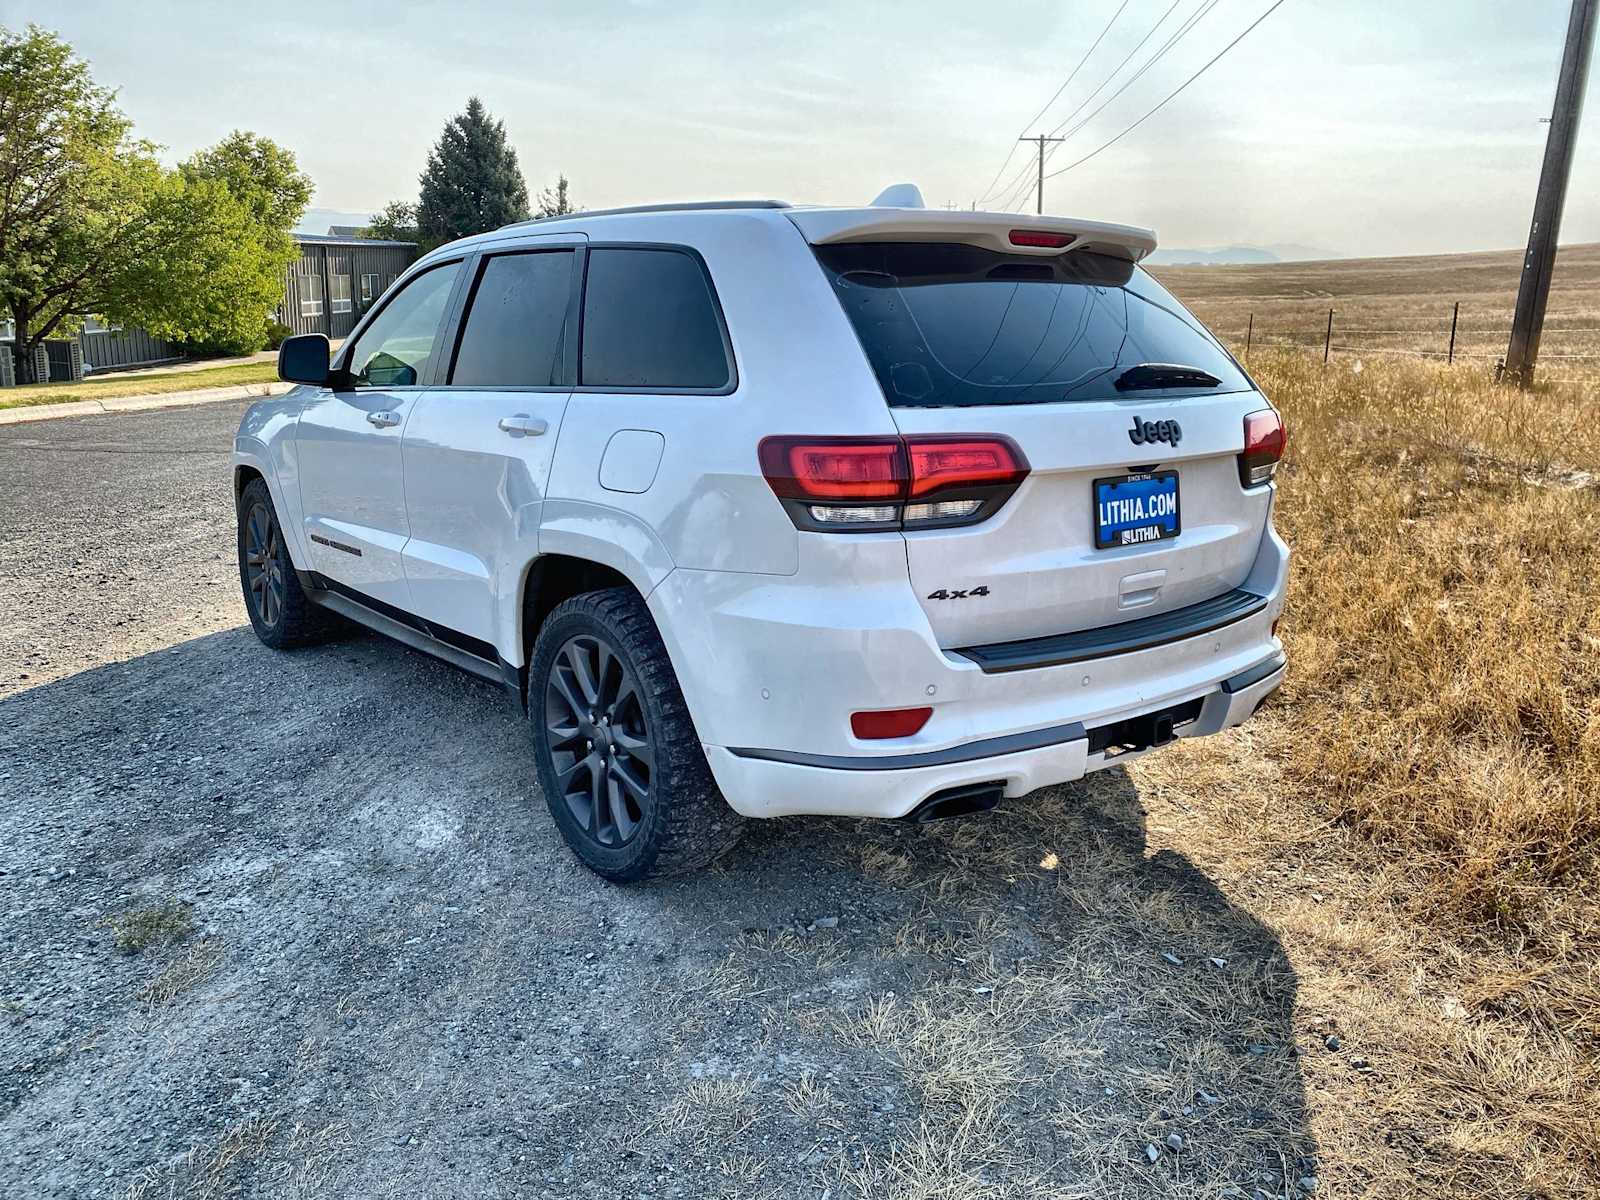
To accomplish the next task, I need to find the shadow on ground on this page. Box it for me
[0,626,1313,1199]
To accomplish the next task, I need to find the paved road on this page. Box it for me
[0,403,1313,1198]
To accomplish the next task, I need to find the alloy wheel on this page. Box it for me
[244,503,285,628]
[544,635,654,847]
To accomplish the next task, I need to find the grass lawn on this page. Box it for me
[0,360,280,411]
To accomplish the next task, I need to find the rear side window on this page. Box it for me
[580,248,730,390]
[814,243,1250,407]
[451,250,575,387]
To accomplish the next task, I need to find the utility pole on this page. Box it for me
[1019,134,1065,215]
[1506,0,1598,388]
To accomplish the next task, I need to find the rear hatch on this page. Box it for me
[802,225,1273,650]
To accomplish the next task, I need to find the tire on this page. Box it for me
[236,477,336,649]
[528,587,744,881]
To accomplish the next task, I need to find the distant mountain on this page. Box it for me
[1262,243,1346,263]
[295,207,377,236]
[1147,243,1345,266]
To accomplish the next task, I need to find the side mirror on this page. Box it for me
[278,334,331,385]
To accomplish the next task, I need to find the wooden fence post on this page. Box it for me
[1324,309,1334,366]
[1448,301,1460,364]
[1246,313,1253,363]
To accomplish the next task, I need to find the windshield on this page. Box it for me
[814,242,1251,407]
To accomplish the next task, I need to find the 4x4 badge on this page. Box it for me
[1129,416,1182,447]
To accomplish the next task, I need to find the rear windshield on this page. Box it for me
[814,242,1251,407]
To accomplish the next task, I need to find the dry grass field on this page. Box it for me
[1155,243,1600,380]
[1119,346,1600,1197]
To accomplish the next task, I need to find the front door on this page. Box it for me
[401,247,580,651]
[296,258,464,611]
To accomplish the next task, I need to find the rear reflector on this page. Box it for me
[851,707,933,739]
[760,434,1029,532]
[1009,229,1077,249]
[1240,409,1285,487]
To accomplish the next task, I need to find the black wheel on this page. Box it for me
[236,477,335,649]
[529,587,743,881]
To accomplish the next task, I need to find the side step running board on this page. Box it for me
[311,589,506,684]
[957,587,1269,674]
[302,578,515,690]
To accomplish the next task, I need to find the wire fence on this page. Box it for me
[1216,304,1600,382]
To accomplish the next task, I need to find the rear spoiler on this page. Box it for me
[786,208,1157,264]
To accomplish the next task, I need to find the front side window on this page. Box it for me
[580,247,729,390]
[299,274,324,317]
[450,250,574,387]
[814,243,1250,407]
[345,261,461,389]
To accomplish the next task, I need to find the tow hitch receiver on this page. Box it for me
[1087,697,1203,758]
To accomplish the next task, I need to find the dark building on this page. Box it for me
[279,234,419,340]
[3,233,420,384]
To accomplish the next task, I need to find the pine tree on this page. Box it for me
[416,97,529,247]
[537,174,574,218]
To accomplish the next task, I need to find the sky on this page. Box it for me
[9,0,1598,258]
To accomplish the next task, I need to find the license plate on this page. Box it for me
[1093,470,1180,549]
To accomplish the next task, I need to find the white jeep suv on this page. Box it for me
[233,192,1288,880]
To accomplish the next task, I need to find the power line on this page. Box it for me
[975,0,1130,204]
[1044,0,1292,182]
[1027,0,1223,193]
[990,0,1219,208]
[1044,0,1189,141]
[974,0,1133,205]
[992,0,1223,211]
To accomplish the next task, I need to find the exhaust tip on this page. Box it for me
[904,781,1005,824]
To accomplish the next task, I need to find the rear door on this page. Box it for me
[295,258,464,611]
[399,245,580,649]
[813,240,1271,649]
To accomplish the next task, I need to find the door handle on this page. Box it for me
[366,410,401,429]
[498,414,548,437]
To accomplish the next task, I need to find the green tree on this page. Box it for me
[0,26,309,380]
[183,130,312,233]
[360,200,420,243]
[176,131,312,352]
[536,174,575,219]
[416,97,529,247]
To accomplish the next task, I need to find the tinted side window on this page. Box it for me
[450,251,575,387]
[347,261,461,388]
[580,248,730,390]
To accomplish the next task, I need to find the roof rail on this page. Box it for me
[504,199,791,230]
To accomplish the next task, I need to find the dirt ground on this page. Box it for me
[1,403,1322,1199]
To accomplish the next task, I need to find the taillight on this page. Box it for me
[1240,409,1284,488]
[759,435,1029,532]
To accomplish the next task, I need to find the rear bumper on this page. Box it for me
[705,652,1285,819]
[957,587,1269,673]
[650,521,1289,820]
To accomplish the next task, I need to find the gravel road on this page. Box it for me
[0,402,1316,1199]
